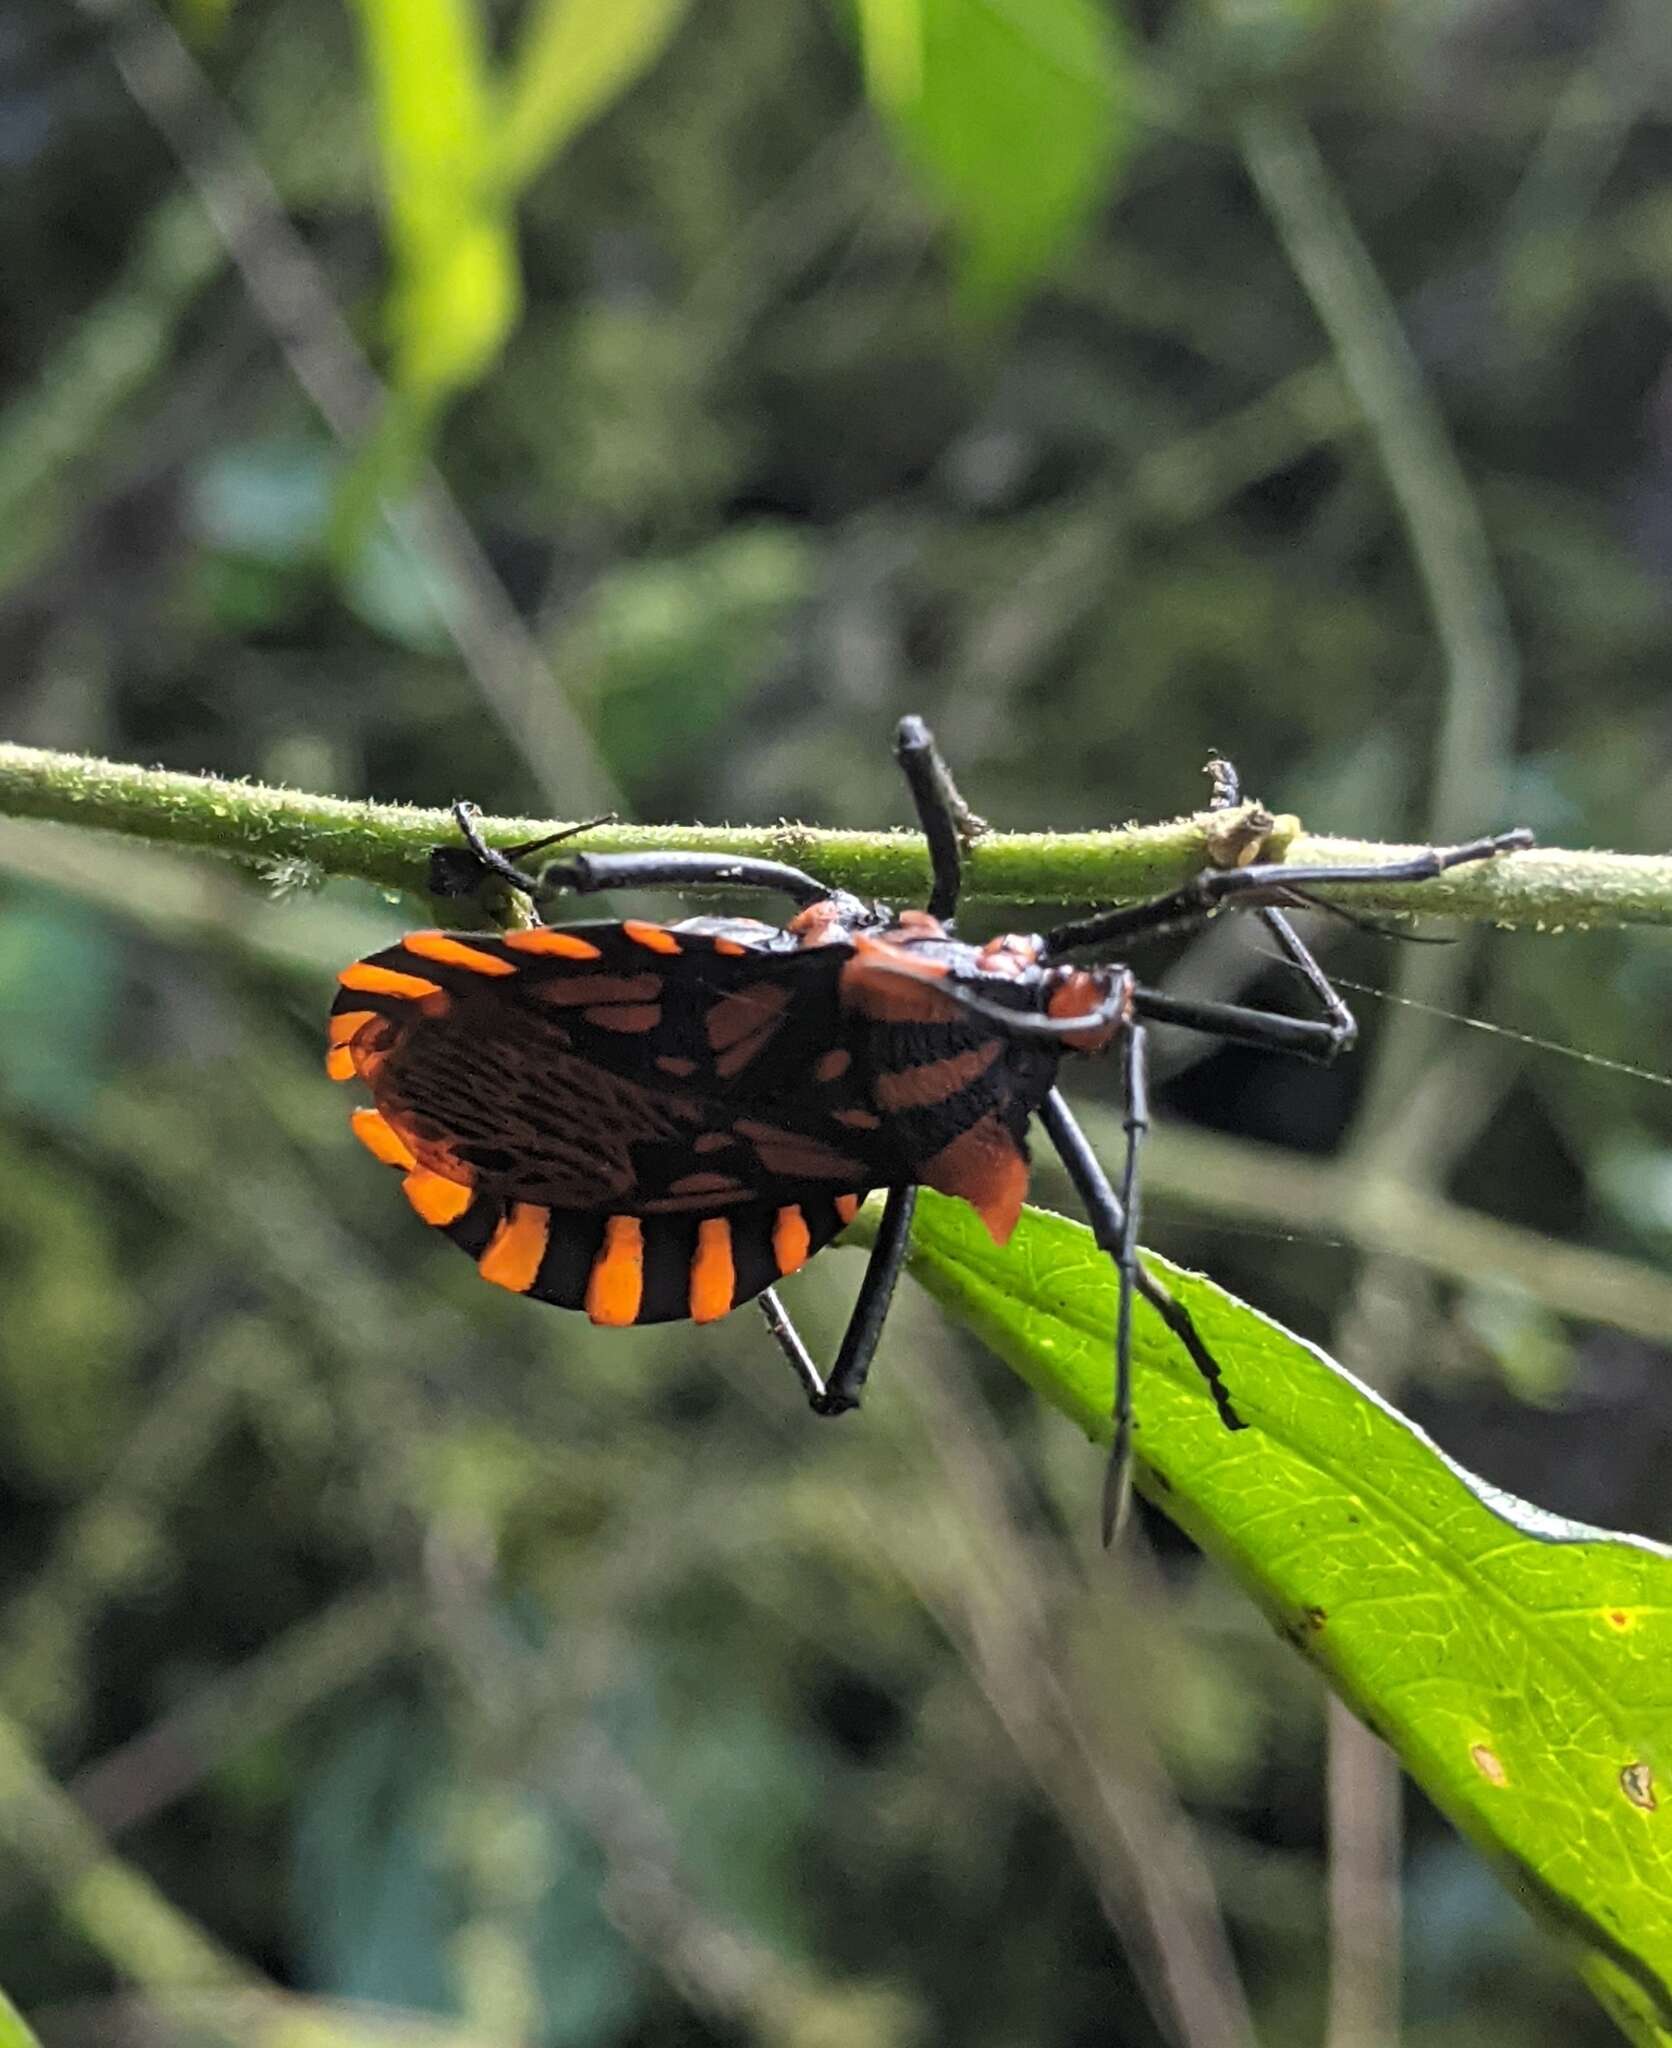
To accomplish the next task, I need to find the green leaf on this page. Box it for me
[852,0,1130,307]
[495,0,693,194]
[348,0,520,401]
[901,1189,1672,2045]
[0,1987,43,2048]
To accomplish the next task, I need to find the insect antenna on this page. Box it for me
[430,802,616,901]
[1275,888,1456,945]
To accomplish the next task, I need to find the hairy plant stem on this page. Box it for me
[2,741,1666,927]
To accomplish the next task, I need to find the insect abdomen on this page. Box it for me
[421,1180,864,1327]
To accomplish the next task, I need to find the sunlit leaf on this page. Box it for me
[852,0,1130,307]
[349,0,520,401]
[0,1987,42,2048]
[901,1190,1672,2045]
[496,0,693,193]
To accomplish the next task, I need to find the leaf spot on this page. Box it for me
[1470,1744,1509,1787]
[1621,1762,1657,1812]
[1605,1607,1634,1630]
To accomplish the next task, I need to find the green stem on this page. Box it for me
[2,740,1668,927]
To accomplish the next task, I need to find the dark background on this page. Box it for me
[2,0,1671,2041]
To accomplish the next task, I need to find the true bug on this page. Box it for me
[328,718,1530,1537]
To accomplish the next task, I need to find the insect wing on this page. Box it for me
[329,920,890,1320]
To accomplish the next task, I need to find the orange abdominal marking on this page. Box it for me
[400,932,518,977]
[693,1132,733,1153]
[325,1045,356,1081]
[502,928,602,960]
[873,1039,1002,1112]
[688,1217,736,1322]
[814,1047,851,1082]
[623,920,682,955]
[329,1009,378,1046]
[338,961,444,1001]
[668,1173,744,1196]
[402,1168,475,1226]
[772,1205,811,1275]
[478,1204,550,1291]
[350,1107,417,1170]
[711,937,748,956]
[835,1195,861,1225]
[657,1055,699,1078]
[832,1108,882,1130]
[587,1216,645,1326]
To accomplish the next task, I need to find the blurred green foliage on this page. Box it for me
[854,0,1132,305]
[5,0,1672,2043]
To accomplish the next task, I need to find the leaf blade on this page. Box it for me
[495,0,693,194]
[903,1189,1672,2041]
[855,0,1131,306]
[348,0,520,401]
[0,1988,42,2048]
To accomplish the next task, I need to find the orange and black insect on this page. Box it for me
[329,717,1530,1536]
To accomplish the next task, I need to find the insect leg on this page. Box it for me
[1038,1090,1246,1541]
[756,1288,829,1403]
[1203,763,1359,1059]
[813,1185,918,1416]
[1104,1023,1150,1543]
[894,715,982,922]
[436,805,836,910]
[1042,828,1532,959]
[753,1189,918,1415]
[529,851,836,908]
[430,802,614,900]
[1130,989,1346,1062]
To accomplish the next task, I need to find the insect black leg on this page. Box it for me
[436,803,839,911]
[753,1188,917,1414]
[1042,828,1532,960]
[1038,1090,1246,1542]
[894,715,983,922]
[1130,989,1347,1063]
[817,1185,918,1414]
[1205,760,1358,1059]
[1130,867,1410,1060]
[1105,1022,1149,1542]
[430,803,616,901]
[525,850,837,908]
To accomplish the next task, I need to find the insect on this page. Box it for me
[328,718,1530,1537]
